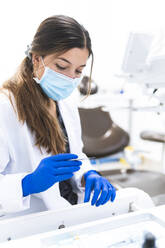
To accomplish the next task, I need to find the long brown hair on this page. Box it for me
[2,15,93,155]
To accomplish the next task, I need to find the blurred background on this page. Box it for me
[1,0,165,166]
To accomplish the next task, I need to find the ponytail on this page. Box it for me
[2,57,66,154]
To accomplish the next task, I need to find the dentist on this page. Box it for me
[0,15,116,217]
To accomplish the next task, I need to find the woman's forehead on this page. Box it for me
[46,48,89,65]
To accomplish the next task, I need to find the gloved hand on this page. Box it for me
[84,170,116,207]
[22,153,82,197]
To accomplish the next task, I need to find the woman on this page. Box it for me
[0,15,116,217]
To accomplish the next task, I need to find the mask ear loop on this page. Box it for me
[33,56,45,84]
[40,56,46,67]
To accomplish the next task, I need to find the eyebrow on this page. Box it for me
[58,57,86,67]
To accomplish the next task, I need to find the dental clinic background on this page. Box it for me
[1,0,165,163]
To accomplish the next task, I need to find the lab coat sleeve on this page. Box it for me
[70,150,93,204]
[68,92,94,193]
[0,130,30,213]
[0,173,30,213]
[71,153,93,193]
[70,144,94,204]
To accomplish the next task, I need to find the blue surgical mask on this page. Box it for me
[33,57,82,101]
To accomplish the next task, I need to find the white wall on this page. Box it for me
[1,0,165,88]
[0,0,113,84]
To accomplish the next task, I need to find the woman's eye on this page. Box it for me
[56,64,67,70]
[76,70,82,74]
[56,63,82,75]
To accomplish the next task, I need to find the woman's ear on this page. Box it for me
[32,55,45,79]
[32,54,40,65]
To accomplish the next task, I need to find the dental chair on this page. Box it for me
[78,106,130,158]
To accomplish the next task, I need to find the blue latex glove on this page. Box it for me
[22,153,82,197]
[84,170,116,207]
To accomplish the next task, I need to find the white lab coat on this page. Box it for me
[0,90,93,218]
